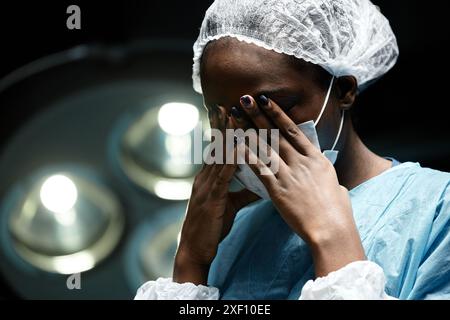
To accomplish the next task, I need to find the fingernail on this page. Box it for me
[258,95,269,107]
[231,106,242,119]
[240,95,252,108]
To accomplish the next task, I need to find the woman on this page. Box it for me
[136,0,450,299]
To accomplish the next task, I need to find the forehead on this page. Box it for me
[201,38,298,83]
[199,37,318,103]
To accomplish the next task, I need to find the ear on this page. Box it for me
[335,76,358,111]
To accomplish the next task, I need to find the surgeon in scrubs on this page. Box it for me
[135,0,450,300]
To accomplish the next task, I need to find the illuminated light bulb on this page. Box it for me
[40,175,78,213]
[154,181,192,200]
[158,102,199,136]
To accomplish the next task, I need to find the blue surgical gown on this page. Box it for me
[207,161,450,299]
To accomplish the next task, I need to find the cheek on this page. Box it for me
[287,105,320,125]
[314,101,343,149]
[285,92,329,124]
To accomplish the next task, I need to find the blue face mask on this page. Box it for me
[234,76,345,199]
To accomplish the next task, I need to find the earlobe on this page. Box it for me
[336,76,358,110]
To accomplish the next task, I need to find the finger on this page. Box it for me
[210,117,239,193]
[215,159,238,189]
[203,146,216,165]
[238,95,295,158]
[239,95,274,130]
[249,131,283,179]
[229,104,252,129]
[233,129,279,176]
[258,95,317,156]
[239,141,282,189]
[200,162,212,173]
[228,112,240,129]
[224,114,238,164]
[194,163,215,195]
[211,158,238,198]
[202,143,223,185]
[200,152,215,173]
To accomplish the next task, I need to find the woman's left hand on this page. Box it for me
[235,95,366,277]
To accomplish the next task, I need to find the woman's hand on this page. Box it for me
[173,108,259,285]
[173,164,259,285]
[236,95,365,277]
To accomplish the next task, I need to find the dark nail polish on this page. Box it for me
[240,95,252,108]
[258,95,269,106]
[231,106,242,119]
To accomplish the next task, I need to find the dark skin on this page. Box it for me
[173,37,392,286]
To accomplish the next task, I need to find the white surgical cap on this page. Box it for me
[192,0,399,94]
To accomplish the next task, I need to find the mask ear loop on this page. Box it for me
[314,76,335,127]
[313,75,345,152]
[330,110,345,151]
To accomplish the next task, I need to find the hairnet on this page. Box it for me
[192,0,399,93]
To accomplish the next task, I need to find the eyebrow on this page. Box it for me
[255,87,297,97]
[204,87,300,110]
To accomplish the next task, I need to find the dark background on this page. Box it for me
[0,0,448,164]
[0,0,448,299]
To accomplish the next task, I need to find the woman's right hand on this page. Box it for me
[173,163,259,285]
[173,110,259,285]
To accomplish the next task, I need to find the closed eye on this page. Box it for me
[269,96,300,112]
